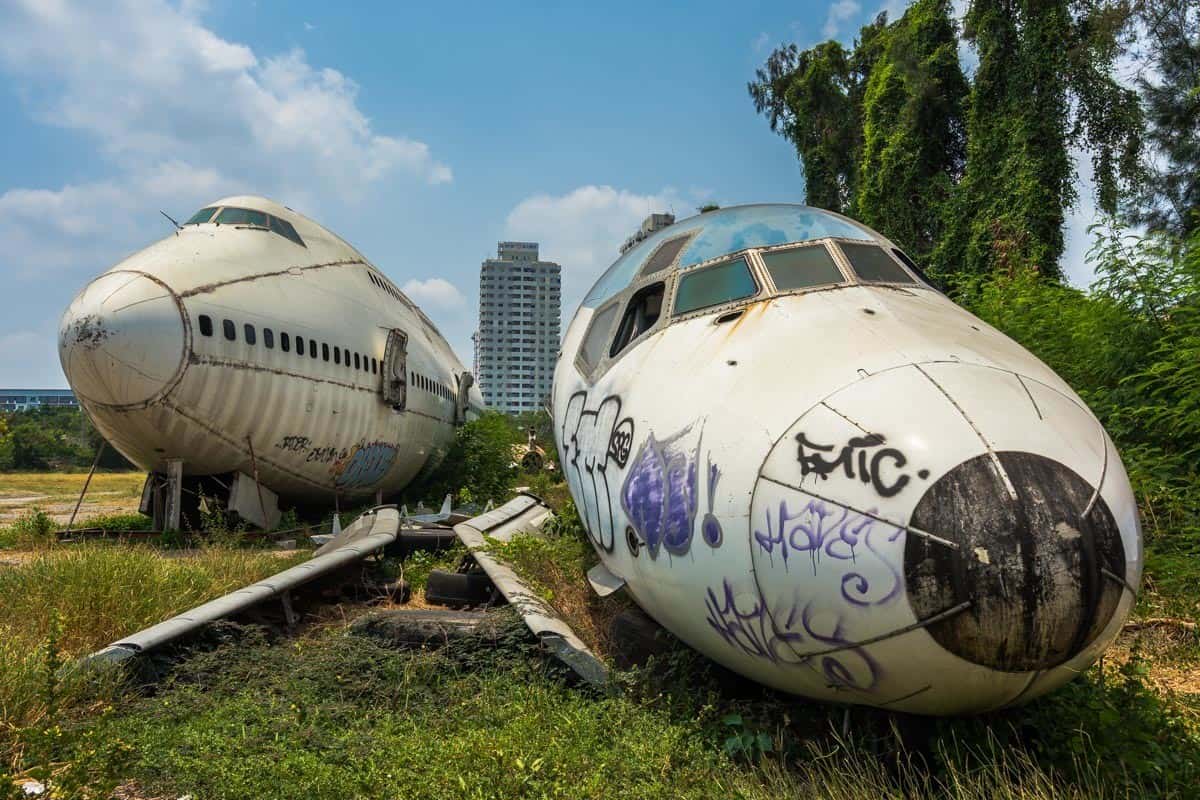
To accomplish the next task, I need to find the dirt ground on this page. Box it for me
[0,471,144,525]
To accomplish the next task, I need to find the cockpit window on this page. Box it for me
[761,243,845,291]
[673,257,757,316]
[269,215,305,247]
[638,235,690,278]
[184,207,218,225]
[839,242,916,283]
[577,302,620,371]
[215,207,269,228]
[610,282,664,358]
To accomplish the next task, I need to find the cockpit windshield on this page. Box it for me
[181,205,305,247]
[215,207,269,227]
[583,205,874,307]
[184,207,218,225]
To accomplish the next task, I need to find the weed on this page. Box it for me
[0,508,54,549]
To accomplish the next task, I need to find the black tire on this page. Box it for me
[424,569,498,608]
[389,527,459,558]
[610,607,675,669]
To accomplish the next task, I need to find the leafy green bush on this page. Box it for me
[406,412,520,506]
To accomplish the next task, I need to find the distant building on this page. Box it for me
[0,389,78,412]
[619,212,675,254]
[475,242,561,414]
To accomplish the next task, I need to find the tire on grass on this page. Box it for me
[424,569,499,608]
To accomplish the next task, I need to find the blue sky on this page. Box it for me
[0,0,1100,387]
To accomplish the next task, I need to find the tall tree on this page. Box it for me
[856,0,969,264]
[937,0,1142,280]
[1127,0,1199,235]
[748,16,889,213]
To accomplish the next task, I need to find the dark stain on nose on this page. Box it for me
[904,451,1125,672]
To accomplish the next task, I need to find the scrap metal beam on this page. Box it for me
[453,494,609,687]
[83,507,401,665]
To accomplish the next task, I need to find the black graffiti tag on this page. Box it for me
[795,432,924,498]
[276,435,312,453]
[608,418,634,467]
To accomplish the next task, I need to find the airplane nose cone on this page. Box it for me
[59,271,187,408]
[750,361,1139,709]
[904,450,1125,672]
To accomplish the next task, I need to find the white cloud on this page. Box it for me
[402,278,466,310]
[0,0,453,385]
[504,185,688,317]
[0,0,450,274]
[823,0,862,38]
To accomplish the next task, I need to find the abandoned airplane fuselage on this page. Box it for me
[59,196,482,524]
[552,204,1141,715]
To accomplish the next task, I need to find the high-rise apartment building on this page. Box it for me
[474,242,561,414]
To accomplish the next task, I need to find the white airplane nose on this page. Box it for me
[750,361,1137,709]
[59,271,188,409]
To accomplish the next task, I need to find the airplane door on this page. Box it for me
[382,329,408,410]
[454,371,474,425]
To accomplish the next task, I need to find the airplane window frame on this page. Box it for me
[609,280,666,359]
[243,324,256,346]
[836,241,919,285]
[222,319,236,341]
[198,315,213,337]
[263,328,274,349]
[575,299,621,375]
[214,207,269,229]
[322,343,330,362]
[184,207,219,225]
[671,255,760,318]
[280,332,290,353]
[756,241,848,294]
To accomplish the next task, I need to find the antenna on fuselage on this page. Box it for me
[159,210,181,230]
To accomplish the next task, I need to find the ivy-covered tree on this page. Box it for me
[748,16,889,213]
[856,0,968,264]
[937,0,1142,281]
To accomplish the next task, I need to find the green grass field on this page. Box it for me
[0,472,144,529]
[0,483,1197,799]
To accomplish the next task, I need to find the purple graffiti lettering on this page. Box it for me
[754,499,902,606]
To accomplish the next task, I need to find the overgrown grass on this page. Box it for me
[19,614,1193,800]
[0,543,308,770]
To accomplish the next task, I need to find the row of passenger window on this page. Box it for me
[579,240,925,372]
[184,206,305,248]
[368,271,406,304]
[196,313,455,407]
[197,314,380,376]
[412,371,453,402]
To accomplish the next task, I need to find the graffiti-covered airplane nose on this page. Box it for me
[747,361,1139,712]
[554,204,1142,715]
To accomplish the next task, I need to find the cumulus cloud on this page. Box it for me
[0,0,450,275]
[504,185,690,316]
[0,0,453,384]
[823,0,862,37]
[402,278,466,310]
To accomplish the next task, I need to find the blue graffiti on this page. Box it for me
[704,579,882,691]
[334,441,397,489]
[753,499,903,606]
[621,426,725,559]
[700,461,723,547]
